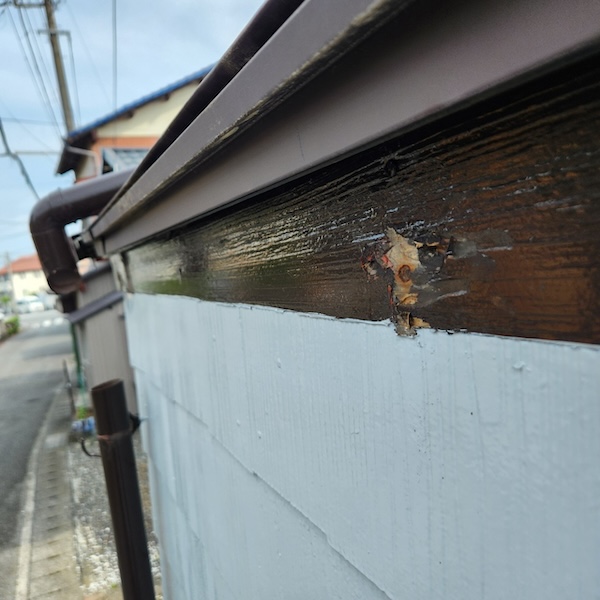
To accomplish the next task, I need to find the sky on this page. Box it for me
[0,0,265,264]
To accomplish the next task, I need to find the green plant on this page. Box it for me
[76,405,92,420]
[5,316,19,336]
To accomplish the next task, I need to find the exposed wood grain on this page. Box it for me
[126,56,600,343]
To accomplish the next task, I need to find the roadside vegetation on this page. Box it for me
[0,315,20,340]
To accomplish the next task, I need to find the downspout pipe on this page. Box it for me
[30,168,133,295]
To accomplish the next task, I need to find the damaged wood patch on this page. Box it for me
[126,54,600,344]
[362,229,448,334]
[361,228,510,335]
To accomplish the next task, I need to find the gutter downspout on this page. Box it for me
[29,168,133,295]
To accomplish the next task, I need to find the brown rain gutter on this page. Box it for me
[110,0,305,204]
[30,168,133,295]
[92,0,415,243]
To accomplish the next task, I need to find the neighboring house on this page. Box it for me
[32,2,600,599]
[42,69,211,408]
[56,66,211,181]
[66,262,137,413]
[0,254,47,302]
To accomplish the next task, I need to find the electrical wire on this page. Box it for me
[0,230,32,241]
[0,117,40,200]
[7,6,61,137]
[112,0,117,112]
[0,115,56,125]
[22,4,60,110]
[0,97,59,152]
[0,215,31,224]
[15,5,61,128]
[64,1,111,109]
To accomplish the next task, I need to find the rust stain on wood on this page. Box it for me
[125,54,600,344]
[361,227,514,334]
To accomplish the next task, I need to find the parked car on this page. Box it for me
[37,292,58,310]
[15,296,45,314]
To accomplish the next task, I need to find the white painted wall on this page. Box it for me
[1,269,48,300]
[125,293,600,600]
[97,85,198,140]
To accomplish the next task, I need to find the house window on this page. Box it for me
[102,148,148,173]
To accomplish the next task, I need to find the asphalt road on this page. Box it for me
[0,310,72,600]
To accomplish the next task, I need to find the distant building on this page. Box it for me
[56,66,211,181]
[0,254,47,301]
[30,69,211,410]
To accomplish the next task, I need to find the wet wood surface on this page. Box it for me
[126,56,600,344]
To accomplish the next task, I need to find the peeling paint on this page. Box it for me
[362,227,482,334]
[381,228,421,306]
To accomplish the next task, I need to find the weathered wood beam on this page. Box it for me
[126,56,600,344]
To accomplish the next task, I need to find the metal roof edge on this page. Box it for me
[56,65,213,174]
[91,0,304,212]
[90,0,600,253]
[91,0,407,238]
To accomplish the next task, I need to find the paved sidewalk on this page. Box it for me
[18,381,161,600]
[21,386,81,600]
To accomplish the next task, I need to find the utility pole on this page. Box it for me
[42,0,75,133]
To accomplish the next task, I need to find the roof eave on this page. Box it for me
[87,0,600,255]
[56,131,95,175]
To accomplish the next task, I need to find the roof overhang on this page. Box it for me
[57,133,96,175]
[84,0,600,255]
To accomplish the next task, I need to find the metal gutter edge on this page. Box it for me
[57,66,213,175]
[91,0,600,255]
[30,169,133,294]
[96,0,305,213]
[91,0,411,238]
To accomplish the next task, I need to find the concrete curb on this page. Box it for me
[17,384,81,600]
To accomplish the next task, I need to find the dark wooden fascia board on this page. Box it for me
[124,55,600,344]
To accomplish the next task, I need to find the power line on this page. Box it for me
[7,5,61,135]
[0,115,57,125]
[15,5,61,127]
[0,117,40,200]
[0,98,60,152]
[23,3,59,110]
[112,0,117,111]
[13,150,59,155]
[64,1,110,109]
[0,215,28,223]
[0,229,32,241]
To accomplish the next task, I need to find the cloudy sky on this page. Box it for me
[0,0,264,262]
